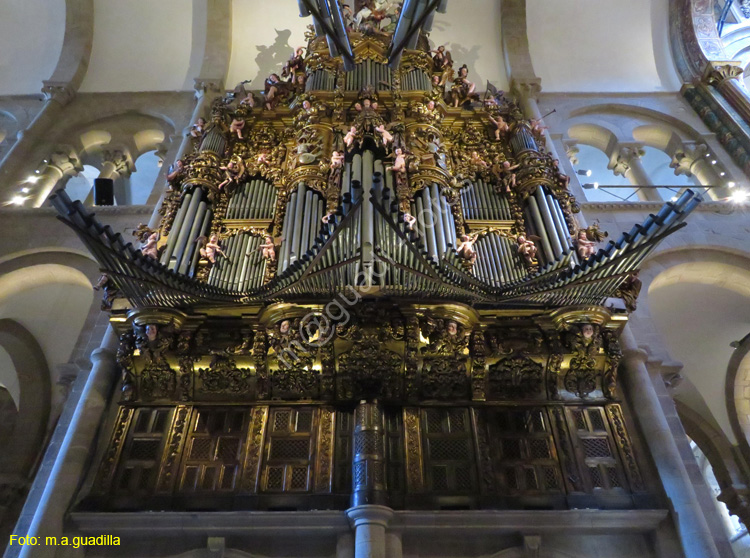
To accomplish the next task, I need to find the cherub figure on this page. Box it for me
[218,156,245,190]
[529,118,548,140]
[190,117,207,139]
[575,229,598,260]
[492,160,520,193]
[344,125,358,149]
[141,231,159,259]
[470,151,488,169]
[240,92,258,107]
[390,146,407,173]
[330,150,345,168]
[457,234,478,265]
[375,124,393,146]
[488,114,509,140]
[450,65,478,108]
[259,235,276,261]
[516,235,537,265]
[230,117,245,139]
[199,233,226,264]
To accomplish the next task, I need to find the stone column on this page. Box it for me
[671,144,727,201]
[33,151,83,206]
[610,146,663,202]
[8,329,118,558]
[345,506,394,558]
[512,78,562,162]
[704,62,750,126]
[619,326,721,558]
[146,79,221,229]
[0,84,74,201]
[351,400,387,507]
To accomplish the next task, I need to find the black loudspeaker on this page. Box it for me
[94,177,114,206]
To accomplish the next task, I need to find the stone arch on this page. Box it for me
[0,249,99,282]
[639,247,750,451]
[0,319,51,476]
[670,0,726,81]
[727,337,750,465]
[567,103,708,145]
[567,123,619,156]
[676,400,745,489]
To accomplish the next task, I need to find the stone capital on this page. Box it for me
[703,62,745,86]
[511,77,542,99]
[102,150,132,176]
[48,150,83,176]
[41,80,76,105]
[622,347,649,365]
[610,146,645,176]
[718,485,750,527]
[194,77,225,96]
[346,505,394,529]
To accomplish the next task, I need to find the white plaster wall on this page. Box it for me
[429,0,509,92]
[227,0,309,89]
[227,0,508,92]
[526,0,682,92]
[0,0,65,95]
[80,0,194,92]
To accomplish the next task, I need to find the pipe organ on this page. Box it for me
[53,1,701,521]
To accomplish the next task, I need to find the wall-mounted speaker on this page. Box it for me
[94,177,114,206]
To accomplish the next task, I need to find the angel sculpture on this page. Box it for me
[488,114,510,140]
[190,117,207,139]
[492,160,520,193]
[166,159,184,186]
[218,155,245,190]
[282,47,306,79]
[93,273,121,311]
[375,124,393,146]
[141,231,159,259]
[198,233,226,264]
[420,317,468,355]
[263,73,288,110]
[457,234,478,266]
[229,117,245,139]
[575,229,598,260]
[134,321,174,364]
[387,147,417,230]
[450,65,479,108]
[258,235,276,261]
[431,45,454,87]
[516,235,538,265]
